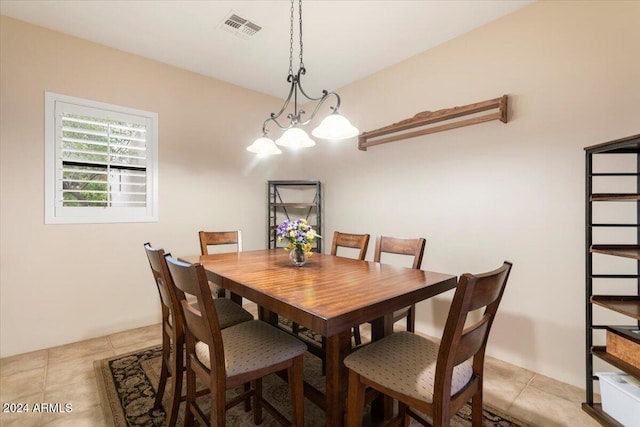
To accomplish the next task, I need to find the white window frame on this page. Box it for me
[44,92,159,224]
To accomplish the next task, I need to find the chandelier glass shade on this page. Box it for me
[246,136,282,155]
[312,112,359,140]
[276,127,315,148]
[247,0,358,155]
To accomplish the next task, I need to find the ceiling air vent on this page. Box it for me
[220,12,262,40]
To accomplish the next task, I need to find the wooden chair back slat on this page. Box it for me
[331,231,370,260]
[465,268,511,311]
[374,236,426,269]
[452,316,490,366]
[199,230,242,255]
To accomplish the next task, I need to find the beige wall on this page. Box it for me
[1,0,639,390]
[0,15,301,357]
[306,0,639,389]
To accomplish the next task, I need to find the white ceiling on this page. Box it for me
[0,0,533,99]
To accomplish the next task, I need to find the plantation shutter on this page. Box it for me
[45,93,158,224]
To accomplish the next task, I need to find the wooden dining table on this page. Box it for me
[180,248,457,426]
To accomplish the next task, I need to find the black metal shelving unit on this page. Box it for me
[584,133,640,426]
[267,180,322,253]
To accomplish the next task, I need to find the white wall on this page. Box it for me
[1,1,639,390]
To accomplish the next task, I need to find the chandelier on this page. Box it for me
[246,0,359,155]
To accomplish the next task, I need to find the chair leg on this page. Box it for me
[471,388,483,427]
[183,358,196,427]
[288,355,304,426]
[211,383,227,427]
[353,326,362,346]
[217,286,226,298]
[346,369,366,427]
[252,379,263,424]
[321,337,327,376]
[243,382,251,411]
[154,358,169,409]
[166,343,183,427]
[406,305,416,332]
[398,403,410,427]
[154,332,171,409]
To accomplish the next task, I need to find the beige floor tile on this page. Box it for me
[485,357,536,386]
[483,374,528,413]
[0,391,44,427]
[43,377,102,420]
[481,357,533,411]
[243,302,259,317]
[47,337,113,363]
[40,404,107,426]
[507,383,601,427]
[112,341,161,356]
[0,366,46,402]
[528,373,587,404]
[45,349,114,387]
[0,349,48,378]
[0,410,44,427]
[107,324,162,351]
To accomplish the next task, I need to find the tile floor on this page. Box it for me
[0,303,601,427]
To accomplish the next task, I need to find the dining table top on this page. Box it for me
[180,248,457,337]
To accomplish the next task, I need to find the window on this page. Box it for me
[45,92,158,224]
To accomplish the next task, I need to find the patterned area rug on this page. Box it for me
[95,345,531,427]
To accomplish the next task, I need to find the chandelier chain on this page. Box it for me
[288,0,294,76]
[298,0,304,69]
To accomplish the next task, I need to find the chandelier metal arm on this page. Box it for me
[261,76,297,135]
[296,90,341,127]
[262,67,342,134]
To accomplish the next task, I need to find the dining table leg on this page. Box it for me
[325,330,352,427]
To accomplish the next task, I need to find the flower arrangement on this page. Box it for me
[276,218,320,257]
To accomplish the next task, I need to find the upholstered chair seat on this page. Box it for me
[207,298,254,329]
[344,331,473,403]
[195,320,307,377]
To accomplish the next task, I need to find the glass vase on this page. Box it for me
[290,246,308,267]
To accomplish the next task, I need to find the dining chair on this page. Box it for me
[198,230,242,298]
[344,261,513,427]
[164,254,307,427]
[144,243,254,427]
[358,235,426,338]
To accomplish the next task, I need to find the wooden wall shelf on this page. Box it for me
[592,346,640,379]
[358,95,508,151]
[590,296,640,321]
[591,193,640,201]
[590,244,640,260]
